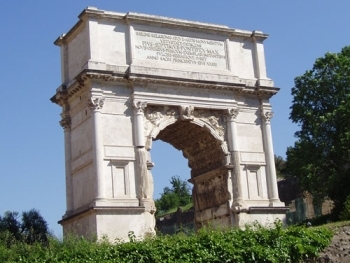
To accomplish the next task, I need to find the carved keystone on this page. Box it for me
[180,105,194,121]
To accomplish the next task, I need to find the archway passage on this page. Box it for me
[156,120,225,177]
[155,120,231,226]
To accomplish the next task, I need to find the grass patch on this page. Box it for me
[156,203,193,218]
[321,220,350,230]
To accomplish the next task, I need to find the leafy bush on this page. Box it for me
[339,195,350,220]
[0,221,332,263]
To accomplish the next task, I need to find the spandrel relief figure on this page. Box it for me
[147,110,163,125]
[208,116,225,137]
[144,106,178,150]
[194,109,225,139]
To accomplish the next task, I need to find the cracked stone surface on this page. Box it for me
[309,225,350,263]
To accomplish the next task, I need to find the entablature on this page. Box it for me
[50,69,279,107]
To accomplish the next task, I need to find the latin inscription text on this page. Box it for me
[134,31,227,69]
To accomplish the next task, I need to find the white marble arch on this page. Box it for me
[51,7,287,241]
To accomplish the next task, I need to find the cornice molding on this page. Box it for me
[50,70,127,106]
[50,69,279,106]
[55,7,268,47]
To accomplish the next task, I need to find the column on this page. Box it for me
[60,110,74,213]
[226,108,244,208]
[261,108,280,204]
[132,101,155,212]
[89,97,105,200]
[133,101,147,147]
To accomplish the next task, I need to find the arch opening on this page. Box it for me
[152,119,232,228]
[156,120,225,177]
[151,140,191,200]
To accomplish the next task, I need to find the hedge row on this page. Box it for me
[0,221,332,263]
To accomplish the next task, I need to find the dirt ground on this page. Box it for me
[311,225,350,263]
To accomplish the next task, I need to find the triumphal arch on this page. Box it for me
[51,7,287,241]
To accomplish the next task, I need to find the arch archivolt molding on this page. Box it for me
[139,102,233,214]
[142,104,228,153]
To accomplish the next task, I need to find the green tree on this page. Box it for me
[0,209,49,245]
[155,176,192,215]
[21,209,49,245]
[275,155,288,178]
[0,211,21,241]
[286,46,350,217]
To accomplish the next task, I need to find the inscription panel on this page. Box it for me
[134,31,227,70]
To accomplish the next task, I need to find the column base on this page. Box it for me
[232,206,289,227]
[269,199,286,207]
[59,204,155,241]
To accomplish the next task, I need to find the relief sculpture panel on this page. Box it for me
[194,171,231,211]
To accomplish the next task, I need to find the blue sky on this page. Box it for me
[1,1,350,237]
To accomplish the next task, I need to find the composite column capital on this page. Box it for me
[88,97,105,111]
[133,100,147,114]
[226,107,239,121]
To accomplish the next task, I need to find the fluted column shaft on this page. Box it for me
[261,110,279,203]
[60,111,73,212]
[89,97,105,200]
[133,101,147,147]
[226,108,243,206]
